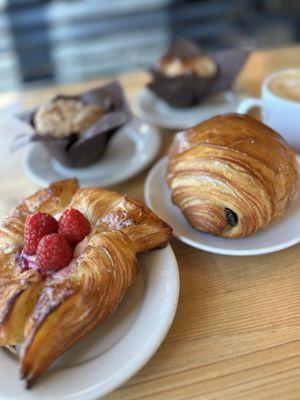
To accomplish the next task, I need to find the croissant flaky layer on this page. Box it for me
[0,179,172,385]
[167,113,297,238]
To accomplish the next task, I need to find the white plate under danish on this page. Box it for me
[135,88,240,130]
[0,245,179,400]
[23,117,161,187]
[144,157,300,256]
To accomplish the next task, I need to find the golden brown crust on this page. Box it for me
[68,187,172,253]
[21,230,137,383]
[167,113,297,237]
[0,179,172,385]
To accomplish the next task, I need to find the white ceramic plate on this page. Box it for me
[144,157,300,256]
[23,117,161,187]
[0,245,179,400]
[135,88,240,130]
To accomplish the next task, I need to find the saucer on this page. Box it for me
[23,118,161,187]
[144,157,300,256]
[135,88,240,130]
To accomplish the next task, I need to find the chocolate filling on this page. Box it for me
[224,208,238,227]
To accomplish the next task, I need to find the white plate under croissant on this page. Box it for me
[145,156,300,255]
[145,114,300,255]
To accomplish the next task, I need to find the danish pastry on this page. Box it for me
[167,113,297,238]
[0,179,172,385]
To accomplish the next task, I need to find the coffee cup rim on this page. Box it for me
[263,68,300,108]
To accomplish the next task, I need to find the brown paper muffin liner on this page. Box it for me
[11,81,132,168]
[147,39,251,108]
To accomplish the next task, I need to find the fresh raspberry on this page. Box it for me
[24,211,58,255]
[58,208,91,244]
[36,233,73,272]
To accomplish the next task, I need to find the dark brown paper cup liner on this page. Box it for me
[12,81,132,168]
[147,38,251,108]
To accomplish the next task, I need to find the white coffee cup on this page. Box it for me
[237,69,300,153]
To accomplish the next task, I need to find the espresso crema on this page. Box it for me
[268,70,300,103]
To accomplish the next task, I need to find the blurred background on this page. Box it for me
[1,0,300,92]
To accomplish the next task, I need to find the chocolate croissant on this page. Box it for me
[167,113,297,238]
[0,179,172,385]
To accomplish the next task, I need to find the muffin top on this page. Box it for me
[156,55,217,79]
[34,98,104,138]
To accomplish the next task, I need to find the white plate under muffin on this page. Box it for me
[23,117,161,187]
[0,244,179,400]
[135,88,240,130]
[144,156,300,256]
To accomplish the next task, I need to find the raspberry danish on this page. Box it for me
[0,179,172,385]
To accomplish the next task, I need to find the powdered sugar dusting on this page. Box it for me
[101,211,136,230]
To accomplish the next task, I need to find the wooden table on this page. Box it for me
[1,46,300,400]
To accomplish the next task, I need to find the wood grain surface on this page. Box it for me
[0,46,300,400]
